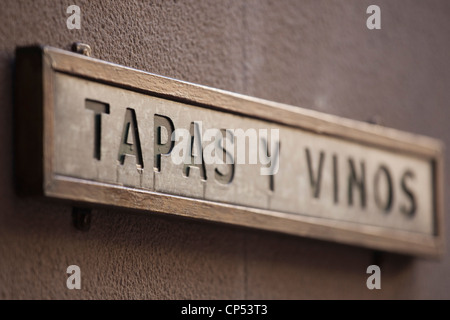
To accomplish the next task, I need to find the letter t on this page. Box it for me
[85,99,110,160]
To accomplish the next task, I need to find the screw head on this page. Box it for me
[72,207,92,231]
[71,42,92,57]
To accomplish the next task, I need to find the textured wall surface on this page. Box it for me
[1,0,449,299]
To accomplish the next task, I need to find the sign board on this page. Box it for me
[15,46,444,257]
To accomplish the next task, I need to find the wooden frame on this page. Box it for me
[14,46,445,257]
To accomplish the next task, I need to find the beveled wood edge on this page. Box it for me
[14,45,444,258]
[42,45,443,158]
[46,175,442,258]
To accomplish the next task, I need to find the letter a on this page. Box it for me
[366,5,381,30]
[66,265,81,289]
[67,5,81,30]
[118,108,144,168]
[366,265,381,289]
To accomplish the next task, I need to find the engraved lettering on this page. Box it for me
[306,148,325,198]
[85,99,109,160]
[348,158,366,208]
[118,108,144,168]
[214,129,235,185]
[259,129,280,176]
[183,122,207,180]
[374,165,393,212]
[260,134,280,191]
[154,114,175,172]
[231,128,258,165]
[401,170,417,217]
[333,154,339,203]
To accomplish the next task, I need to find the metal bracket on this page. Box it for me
[71,42,91,57]
[72,207,92,231]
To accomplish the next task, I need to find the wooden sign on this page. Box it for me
[15,46,444,257]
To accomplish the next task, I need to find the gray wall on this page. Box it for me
[1,0,449,299]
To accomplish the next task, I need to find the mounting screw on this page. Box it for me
[71,42,91,57]
[367,115,382,125]
[72,207,92,231]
